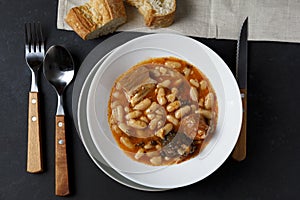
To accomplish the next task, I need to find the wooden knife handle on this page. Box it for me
[27,92,43,173]
[55,115,70,196]
[232,89,247,161]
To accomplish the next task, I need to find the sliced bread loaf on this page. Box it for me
[65,0,127,40]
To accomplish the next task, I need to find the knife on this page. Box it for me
[232,17,248,161]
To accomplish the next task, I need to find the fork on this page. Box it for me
[25,23,44,173]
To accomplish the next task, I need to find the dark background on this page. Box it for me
[1,0,300,199]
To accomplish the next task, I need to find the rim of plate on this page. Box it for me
[86,33,242,188]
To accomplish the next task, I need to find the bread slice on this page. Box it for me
[126,0,176,28]
[65,0,127,40]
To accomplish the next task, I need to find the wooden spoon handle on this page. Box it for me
[232,89,247,161]
[55,115,70,196]
[27,92,43,173]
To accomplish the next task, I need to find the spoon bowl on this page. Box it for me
[44,45,74,95]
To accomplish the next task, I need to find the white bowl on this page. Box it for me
[86,33,242,189]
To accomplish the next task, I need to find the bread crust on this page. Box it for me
[145,9,175,27]
[65,0,126,40]
[127,0,176,28]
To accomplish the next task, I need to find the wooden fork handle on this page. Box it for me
[55,115,70,196]
[232,89,247,161]
[27,92,43,173]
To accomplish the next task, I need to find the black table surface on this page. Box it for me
[1,1,300,199]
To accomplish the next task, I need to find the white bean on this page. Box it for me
[156,119,164,129]
[199,98,204,107]
[175,105,191,119]
[165,61,181,68]
[118,123,132,135]
[164,156,170,161]
[140,116,149,123]
[152,69,160,77]
[205,93,214,109]
[183,67,191,77]
[190,79,199,87]
[159,67,167,75]
[149,116,162,130]
[177,148,186,156]
[155,107,165,115]
[155,123,173,139]
[111,108,118,123]
[171,88,179,95]
[127,119,147,129]
[133,98,151,110]
[111,124,122,135]
[116,82,121,90]
[166,100,181,112]
[155,128,165,139]
[196,108,213,119]
[166,88,178,103]
[190,86,199,102]
[147,113,156,120]
[191,104,197,112]
[135,148,144,160]
[150,156,162,165]
[197,130,207,139]
[112,91,120,98]
[111,101,120,109]
[120,137,134,149]
[157,88,167,105]
[125,111,142,120]
[144,142,153,150]
[157,80,171,88]
[164,123,173,133]
[166,93,176,103]
[112,105,124,123]
[166,115,179,126]
[124,106,130,113]
[174,79,183,86]
[200,80,208,90]
[146,102,159,114]
[168,70,175,77]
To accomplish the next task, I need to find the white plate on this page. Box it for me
[87,33,242,189]
[77,50,166,191]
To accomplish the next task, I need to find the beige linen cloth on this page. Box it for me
[57,0,300,43]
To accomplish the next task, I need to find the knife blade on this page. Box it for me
[232,17,248,161]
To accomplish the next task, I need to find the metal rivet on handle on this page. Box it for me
[58,122,63,127]
[32,116,37,122]
[58,139,64,145]
[31,98,37,104]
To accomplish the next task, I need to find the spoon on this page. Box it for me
[43,45,74,196]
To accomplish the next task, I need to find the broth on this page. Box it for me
[107,57,218,166]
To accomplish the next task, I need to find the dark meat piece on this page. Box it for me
[179,113,209,140]
[160,132,193,158]
[118,66,157,104]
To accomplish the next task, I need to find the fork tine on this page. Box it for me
[25,23,30,53]
[34,23,39,49]
[29,23,35,53]
[37,23,44,54]
[32,23,37,52]
[39,24,45,54]
[25,23,28,45]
